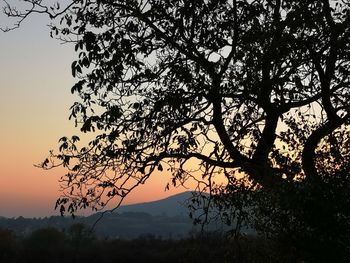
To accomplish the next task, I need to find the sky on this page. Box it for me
[0,7,187,218]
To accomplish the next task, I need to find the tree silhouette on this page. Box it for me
[3,0,350,255]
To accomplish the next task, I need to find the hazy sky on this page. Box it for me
[0,8,186,217]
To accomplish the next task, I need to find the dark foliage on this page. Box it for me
[251,169,350,262]
[0,226,300,263]
[3,0,349,212]
[3,0,350,261]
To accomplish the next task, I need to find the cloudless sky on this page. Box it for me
[0,6,187,218]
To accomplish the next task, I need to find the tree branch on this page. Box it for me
[302,114,349,182]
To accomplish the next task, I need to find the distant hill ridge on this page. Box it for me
[0,191,256,239]
[116,191,199,217]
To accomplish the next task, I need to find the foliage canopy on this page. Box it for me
[3,0,350,258]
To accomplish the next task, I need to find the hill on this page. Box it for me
[87,191,212,239]
[116,191,199,217]
[0,192,215,239]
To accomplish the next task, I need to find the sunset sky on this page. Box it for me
[0,9,187,218]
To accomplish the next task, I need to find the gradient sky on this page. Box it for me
[0,10,187,218]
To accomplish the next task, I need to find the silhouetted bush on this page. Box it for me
[0,228,18,262]
[252,169,350,263]
[22,227,66,263]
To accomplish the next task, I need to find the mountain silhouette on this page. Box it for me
[0,191,256,239]
[85,191,211,239]
[116,191,200,217]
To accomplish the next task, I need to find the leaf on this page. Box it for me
[71,135,80,143]
[71,61,77,77]
[59,142,68,152]
[60,205,65,216]
[76,64,82,74]
[81,118,92,133]
[59,136,67,143]
[42,158,49,168]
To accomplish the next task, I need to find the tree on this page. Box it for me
[24,227,66,263]
[0,228,17,262]
[3,0,350,259]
